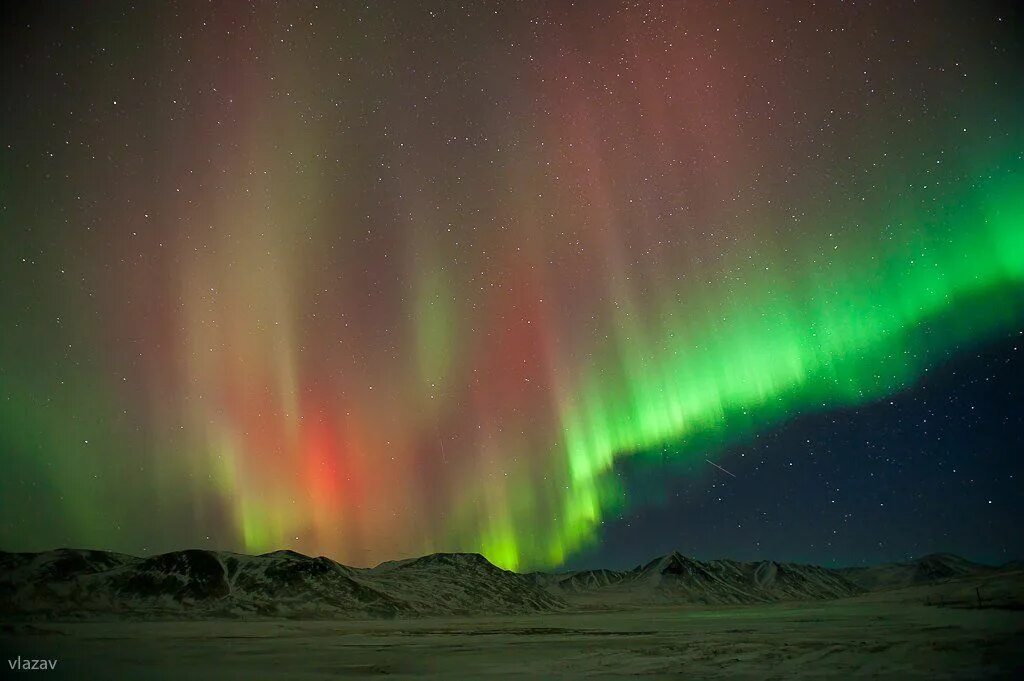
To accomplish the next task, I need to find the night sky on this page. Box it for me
[1,1,1022,571]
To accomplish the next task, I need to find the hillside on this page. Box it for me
[0,548,562,620]
[837,553,995,591]
[529,551,862,606]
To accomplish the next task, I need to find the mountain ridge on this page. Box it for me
[836,552,1001,591]
[1,547,1015,620]
[529,551,867,605]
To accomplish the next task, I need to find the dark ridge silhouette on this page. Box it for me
[2,547,1018,620]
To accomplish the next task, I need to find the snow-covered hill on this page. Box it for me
[361,552,564,614]
[837,553,995,591]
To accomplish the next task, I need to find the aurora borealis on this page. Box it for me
[2,1,1022,570]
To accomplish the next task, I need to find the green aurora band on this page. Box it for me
[476,164,1024,569]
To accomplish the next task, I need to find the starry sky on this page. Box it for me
[1,0,1022,571]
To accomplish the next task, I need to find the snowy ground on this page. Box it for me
[3,595,1022,679]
